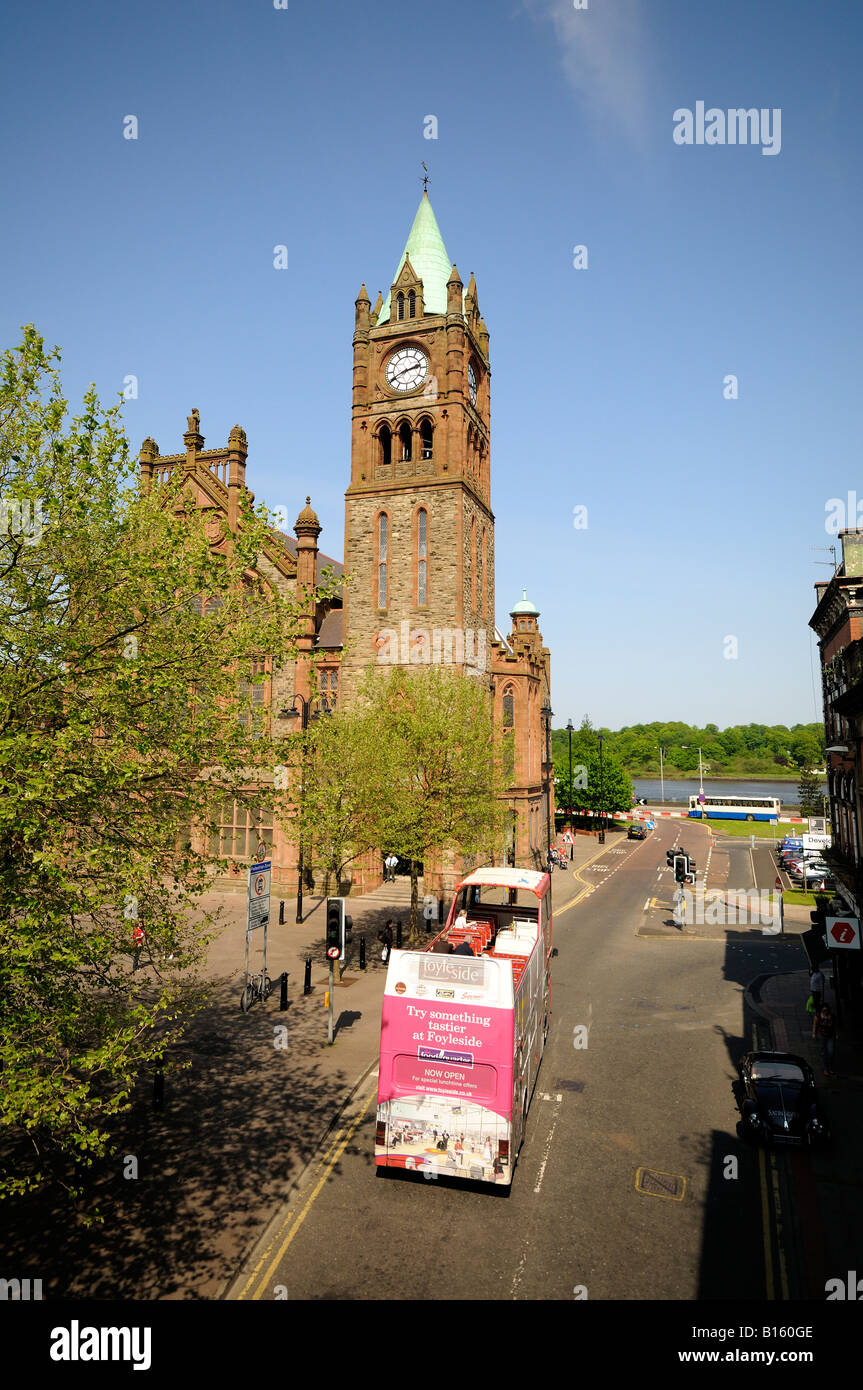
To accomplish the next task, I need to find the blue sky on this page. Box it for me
[2,0,859,730]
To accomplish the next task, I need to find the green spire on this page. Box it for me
[378,192,462,322]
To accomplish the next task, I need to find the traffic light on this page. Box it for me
[685,857,696,882]
[673,855,687,883]
[666,849,676,868]
[326,897,344,961]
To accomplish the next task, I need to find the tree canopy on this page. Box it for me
[0,328,316,1202]
[290,665,508,931]
[552,719,825,779]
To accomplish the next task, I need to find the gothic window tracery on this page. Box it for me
[377,512,389,608]
[420,417,433,460]
[417,507,428,606]
[399,421,412,462]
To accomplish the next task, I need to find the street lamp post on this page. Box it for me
[653,750,667,806]
[598,732,605,844]
[542,701,554,860]
[280,692,330,923]
[566,719,574,840]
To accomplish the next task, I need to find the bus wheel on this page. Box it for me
[746,814,754,822]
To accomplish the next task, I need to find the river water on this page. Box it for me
[632,777,828,807]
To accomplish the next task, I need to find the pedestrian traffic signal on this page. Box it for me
[673,855,687,883]
[326,897,345,961]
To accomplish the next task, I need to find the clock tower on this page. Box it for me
[341,192,494,702]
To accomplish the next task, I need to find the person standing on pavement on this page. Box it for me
[813,1003,836,1076]
[809,965,825,1014]
[378,919,395,962]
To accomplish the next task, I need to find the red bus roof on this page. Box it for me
[456,866,550,898]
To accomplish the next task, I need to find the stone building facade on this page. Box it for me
[139,193,553,897]
[809,527,863,1014]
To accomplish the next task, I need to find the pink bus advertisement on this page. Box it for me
[375,867,552,1186]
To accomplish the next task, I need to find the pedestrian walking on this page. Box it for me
[378,919,395,963]
[132,923,145,971]
[809,966,825,1014]
[385,854,398,883]
[813,1003,836,1076]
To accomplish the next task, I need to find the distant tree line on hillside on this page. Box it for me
[550,719,825,780]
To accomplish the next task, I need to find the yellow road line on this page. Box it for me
[758,1145,775,1300]
[235,1084,377,1301]
[771,1152,789,1299]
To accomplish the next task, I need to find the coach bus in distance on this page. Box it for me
[375,866,552,1187]
[688,794,781,822]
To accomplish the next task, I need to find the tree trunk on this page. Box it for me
[409,860,419,940]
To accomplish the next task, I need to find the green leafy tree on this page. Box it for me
[554,742,633,819]
[0,328,317,1203]
[798,768,824,817]
[279,694,383,895]
[359,666,508,934]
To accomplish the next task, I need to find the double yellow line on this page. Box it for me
[231,1078,378,1300]
[752,1023,789,1300]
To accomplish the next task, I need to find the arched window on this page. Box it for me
[397,292,405,322]
[420,418,433,460]
[417,508,428,606]
[377,513,388,609]
[408,289,416,317]
[502,686,515,730]
[379,424,391,468]
[471,516,477,611]
[399,421,412,462]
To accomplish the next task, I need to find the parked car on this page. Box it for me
[787,859,832,882]
[779,849,822,868]
[735,1051,829,1146]
[627,825,647,840]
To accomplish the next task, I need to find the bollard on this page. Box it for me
[396,920,403,949]
[280,970,288,1011]
[279,900,285,925]
[303,956,312,995]
[360,934,366,970]
[152,1054,164,1111]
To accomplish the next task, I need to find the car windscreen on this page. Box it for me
[751,1061,805,1083]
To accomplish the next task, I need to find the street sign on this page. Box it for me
[326,944,340,960]
[247,859,271,933]
[827,916,860,950]
[774,876,782,891]
[697,793,705,804]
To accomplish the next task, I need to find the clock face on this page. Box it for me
[468,362,478,405]
[386,346,428,392]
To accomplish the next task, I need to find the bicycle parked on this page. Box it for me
[240,966,272,1012]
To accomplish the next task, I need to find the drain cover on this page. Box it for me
[556,1080,585,1092]
[635,1167,686,1200]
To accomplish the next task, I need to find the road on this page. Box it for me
[230,821,820,1302]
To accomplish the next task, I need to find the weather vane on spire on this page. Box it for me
[421,161,430,193]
